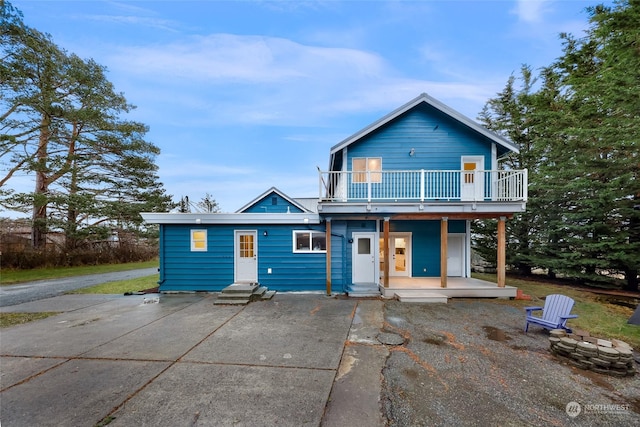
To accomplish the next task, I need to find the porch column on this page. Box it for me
[497,216,506,288]
[383,217,390,288]
[440,217,448,288]
[325,218,332,295]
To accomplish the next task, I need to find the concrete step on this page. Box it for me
[222,283,260,294]
[347,283,380,297]
[394,291,448,303]
[217,292,253,300]
[213,298,250,305]
[261,290,276,300]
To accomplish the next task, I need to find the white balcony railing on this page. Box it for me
[318,169,528,203]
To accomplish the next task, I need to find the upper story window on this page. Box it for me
[293,231,326,253]
[191,229,207,252]
[353,157,382,183]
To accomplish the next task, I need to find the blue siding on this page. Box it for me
[390,219,466,277]
[159,224,328,292]
[346,104,493,171]
[257,225,326,291]
[243,193,304,213]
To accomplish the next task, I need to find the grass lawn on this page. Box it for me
[0,312,61,328]
[67,274,159,294]
[0,260,158,285]
[474,273,640,349]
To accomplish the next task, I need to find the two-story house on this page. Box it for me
[142,93,527,301]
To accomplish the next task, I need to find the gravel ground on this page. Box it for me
[381,299,640,427]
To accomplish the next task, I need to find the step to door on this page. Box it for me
[394,291,448,303]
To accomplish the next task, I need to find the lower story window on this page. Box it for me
[191,229,207,251]
[293,231,326,253]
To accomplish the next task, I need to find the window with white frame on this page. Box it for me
[190,229,207,251]
[293,231,326,253]
[352,157,382,183]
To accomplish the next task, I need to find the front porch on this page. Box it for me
[380,276,517,302]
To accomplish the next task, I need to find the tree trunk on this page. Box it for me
[31,114,51,249]
[624,269,639,292]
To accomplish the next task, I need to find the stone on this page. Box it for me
[598,346,620,357]
[590,357,612,368]
[377,332,405,346]
[611,339,631,349]
[577,341,598,351]
[559,337,578,347]
[596,339,612,348]
[549,329,566,338]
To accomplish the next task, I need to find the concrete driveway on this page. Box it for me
[1,293,386,427]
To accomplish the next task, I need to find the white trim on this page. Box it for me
[190,229,207,252]
[447,233,466,277]
[292,230,327,253]
[387,232,412,277]
[465,220,471,278]
[234,230,258,283]
[141,212,321,225]
[352,232,378,284]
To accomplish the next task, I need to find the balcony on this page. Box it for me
[318,169,527,203]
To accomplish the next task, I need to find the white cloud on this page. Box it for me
[103,32,495,128]
[511,0,552,23]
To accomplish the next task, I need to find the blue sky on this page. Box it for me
[9,0,604,213]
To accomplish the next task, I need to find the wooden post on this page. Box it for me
[441,217,448,288]
[383,217,390,288]
[497,216,506,288]
[325,218,332,295]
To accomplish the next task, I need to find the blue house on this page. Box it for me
[142,94,527,301]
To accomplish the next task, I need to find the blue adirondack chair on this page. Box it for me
[524,294,578,333]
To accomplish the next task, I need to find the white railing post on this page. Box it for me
[367,170,372,202]
[420,169,425,202]
[523,169,528,201]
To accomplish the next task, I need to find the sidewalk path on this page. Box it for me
[0,268,157,307]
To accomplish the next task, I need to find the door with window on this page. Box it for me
[461,156,484,201]
[235,230,257,283]
[379,233,411,277]
[352,232,377,283]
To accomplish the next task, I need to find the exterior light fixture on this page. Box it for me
[409,148,415,157]
[195,218,201,224]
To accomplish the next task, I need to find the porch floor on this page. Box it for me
[379,276,517,300]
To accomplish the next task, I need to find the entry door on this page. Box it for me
[352,232,377,283]
[461,156,484,201]
[447,234,464,277]
[380,233,411,277]
[235,231,257,283]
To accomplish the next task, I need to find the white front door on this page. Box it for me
[461,156,484,201]
[447,234,464,277]
[352,232,377,283]
[235,230,257,283]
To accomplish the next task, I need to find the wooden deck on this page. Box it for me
[379,277,517,302]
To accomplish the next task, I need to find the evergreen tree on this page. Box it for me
[1,1,174,249]
[546,0,640,290]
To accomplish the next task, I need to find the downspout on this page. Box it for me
[157,224,166,288]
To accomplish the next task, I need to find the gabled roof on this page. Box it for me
[236,187,312,213]
[330,93,519,156]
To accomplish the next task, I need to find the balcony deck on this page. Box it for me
[319,169,527,203]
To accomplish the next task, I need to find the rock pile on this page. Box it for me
[549,329,636,377]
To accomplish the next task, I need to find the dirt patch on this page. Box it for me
[381,300,640,427]
[482,325,511,342]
